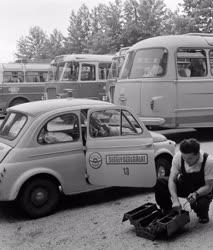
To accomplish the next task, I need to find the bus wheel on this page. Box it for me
[155,157,171,178]
[9,98,28,107]
[19,178,60,218]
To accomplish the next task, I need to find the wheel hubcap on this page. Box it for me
[31,188,48,207]
[158,166,166,177]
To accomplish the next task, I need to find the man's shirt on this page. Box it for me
[171,151,213,182]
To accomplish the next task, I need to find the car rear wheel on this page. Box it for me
[155,157,171,178]
[19,178,60,218]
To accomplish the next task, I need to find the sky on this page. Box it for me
[0,0,182,63]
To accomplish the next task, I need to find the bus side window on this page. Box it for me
[81,64,96,81]
[209,50,213,75]
[3,71,24,83]
[98,63,111,80]
[177,49,207,78]
[62,62,79,81]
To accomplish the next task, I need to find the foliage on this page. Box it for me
[16,26,49,60]
[15,0,213,61]
[67,4,91,53]
[181,0,213,32]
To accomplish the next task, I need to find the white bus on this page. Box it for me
[114,33,213,128]
[45,54,113,100]
[0,63,50,115]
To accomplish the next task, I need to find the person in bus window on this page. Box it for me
[190,59,206,77]
[178,63,191,77]
[144,58,163,77]
[155,138,213,224]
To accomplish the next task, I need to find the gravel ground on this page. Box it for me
[0,187,213,250]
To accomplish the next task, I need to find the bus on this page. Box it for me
[106,47,129,103]
[0,63,50,115]
[45,54,113,101]
[113,33,213,128]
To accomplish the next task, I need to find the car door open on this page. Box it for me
[86,107,157,188]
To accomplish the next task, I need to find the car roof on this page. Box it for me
[8,98,116,117]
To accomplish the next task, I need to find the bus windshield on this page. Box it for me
[54,62,65,81]
[108,56,125,79]
[120,48,168,79]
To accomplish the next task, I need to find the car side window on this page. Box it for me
[38,113,79,144]
[121,110,143,135]
[89,109,143,138]
[89,109,120,138]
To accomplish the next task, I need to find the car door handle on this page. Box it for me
[143,143,152,147]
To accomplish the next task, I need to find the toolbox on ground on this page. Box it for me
[123,202,190,240]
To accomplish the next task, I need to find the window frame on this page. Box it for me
[0,112,27,140]
[80,63,96,81]
[37,113,80,145]
[89,109,143,138]
[176,48,208,78]
[25,71,48,82]
[3,71,24,83]
[120,48,168,79]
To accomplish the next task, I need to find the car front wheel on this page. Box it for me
[155,157,171,178]
[19,178,60,218]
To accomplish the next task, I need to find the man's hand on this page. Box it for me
[187,192,198,205]
[172,200,182,213]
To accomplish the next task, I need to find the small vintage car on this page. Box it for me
[0,98,176,218]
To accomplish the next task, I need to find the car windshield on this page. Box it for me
[0,112,27,140]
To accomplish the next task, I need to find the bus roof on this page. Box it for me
[0,63,23,71]
[24,63,50,70]
[130,34,213,51]
[0,63,50,71]
[51,54,114,64]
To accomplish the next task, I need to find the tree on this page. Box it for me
[181,0,213,32]
[45,29,67,59]
[121,0,168,46]
[122,0,141,46]
[16,26,49,60]
[171,14,197,34]
[67,4,91,53]
[137,0,167,38]
[104,0,123,51]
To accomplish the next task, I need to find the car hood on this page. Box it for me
[0,142,12,163]
[150,131,167,143]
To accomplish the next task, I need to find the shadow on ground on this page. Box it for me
[58,186,153,211]
[0,187,153,221]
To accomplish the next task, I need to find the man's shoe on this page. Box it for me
[198,216,209,224]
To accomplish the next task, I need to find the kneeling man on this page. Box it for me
[155,138,213,223]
